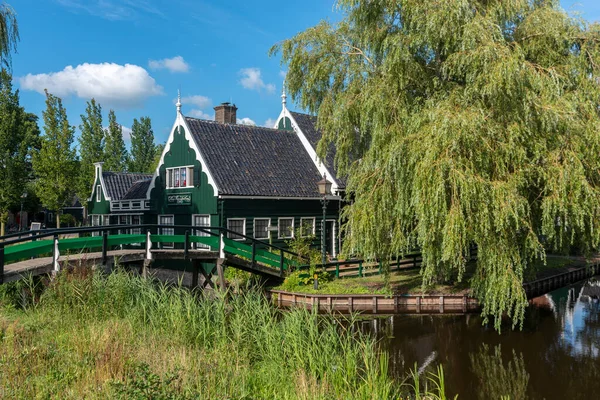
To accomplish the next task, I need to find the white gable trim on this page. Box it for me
[89,162,111,202]
[278,109,340,193]
[146,111,220,198]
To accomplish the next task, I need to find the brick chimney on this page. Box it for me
[214,102,237,124]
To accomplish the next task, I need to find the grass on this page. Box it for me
[0,267,455,399]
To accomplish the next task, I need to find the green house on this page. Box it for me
[88,93,345,256]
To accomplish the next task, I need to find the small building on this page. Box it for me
[88,92,345,256]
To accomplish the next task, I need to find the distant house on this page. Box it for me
[88,92,345,256]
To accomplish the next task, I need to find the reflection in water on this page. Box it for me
[364,276,600,400]
[469,344,528,400]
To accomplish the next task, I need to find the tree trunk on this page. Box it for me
[56,213,61,229]
[0,221,5,237]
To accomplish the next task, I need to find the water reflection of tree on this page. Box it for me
[470,344,529,400]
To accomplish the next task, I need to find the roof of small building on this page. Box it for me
[185,117,324,197]
[102,172,153,200]
[122,179,152,200]
[289,111,345,188]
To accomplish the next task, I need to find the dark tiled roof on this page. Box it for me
[289,111,345,188]
[122,179,152,200]
[185,117,323,197]
[102,172,152,200]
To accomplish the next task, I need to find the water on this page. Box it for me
[363,276,600,399]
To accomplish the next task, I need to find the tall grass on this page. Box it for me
[1,268,400,399]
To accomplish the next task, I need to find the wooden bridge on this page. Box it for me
[0,224,303,287]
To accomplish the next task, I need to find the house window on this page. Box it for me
[131,215,141,235]
[96,185,101,202]
[278,218,294,239]
[159,215,174,248]
[254,218,270,240]
[166,167,194,189]
[227,218,245,240]
[300,217,316,237]
[92,215,100,236]
[193,214,210,250]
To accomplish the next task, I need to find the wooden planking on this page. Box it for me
[271,290,481,314]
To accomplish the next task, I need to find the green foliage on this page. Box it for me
[59,213,77,227]
[32,90,77,228]
[128,116,156,173]
[152,142,165,171]
[0,3,19,69]
[286,227,321,266]
[104,109,128,172]
[274,0,600,331]
[77,99,104,202]
[406,363,457,400]
[470,344,529,400]
[111,362,183,400]
[0,68,38,235]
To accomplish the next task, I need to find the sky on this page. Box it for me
[9,0,600,147]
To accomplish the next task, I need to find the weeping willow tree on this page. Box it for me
[273,0,600,330]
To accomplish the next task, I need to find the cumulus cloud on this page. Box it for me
[189,109,214,120]
[237,117,256,126]
[149,56,190,73]
[239,68,275,94]
[177,95,211,109]
[263,118,277,128]
[19,63,163,108]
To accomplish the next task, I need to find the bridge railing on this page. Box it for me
[0,224,308,283]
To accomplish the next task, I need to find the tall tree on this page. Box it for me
[104,109,127,171]
[0,3,19,68]
[128,116,155,173]
[0,69,34,235]
[33,90,77,228]
[152,143,165,172]
[275,0,600,330]
[77,99,104,203]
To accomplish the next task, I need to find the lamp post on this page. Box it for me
[20,192,28,231]
[317,173,332,267]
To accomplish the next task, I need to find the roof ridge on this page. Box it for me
[184,115,294,134]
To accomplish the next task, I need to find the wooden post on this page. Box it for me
[191,259,199,288]
[348,297,353,312]
[416,296,421,313]
[277,293,282,308]
[463,295,467,313]
[359,261,363,277]
[102,231,108,267]
[394,296,399,313]
[439,296,444,313]
[216,258,226,290]
[327,296,332,312]
[372,296,377,313]
[53,234,60,274]
[292,293,297,306]
[184,230,190,260]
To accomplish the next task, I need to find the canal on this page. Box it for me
[363,276,600,399]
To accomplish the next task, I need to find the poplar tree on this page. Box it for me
[275,0,600,330]
[0,69,32,235]
[77,99,104,204]
[128,116,155,173]
[33,90,77,228]
[104,109,127,171]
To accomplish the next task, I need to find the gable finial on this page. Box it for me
[176,89,182,113]
[281,81,287,109]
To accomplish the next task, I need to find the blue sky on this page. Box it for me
[10,0,600,147]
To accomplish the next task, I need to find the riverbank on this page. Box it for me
[0,268,454,399]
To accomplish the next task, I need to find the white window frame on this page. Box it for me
[278,217,294,239]
[192,214,211,250]
[300,217,316,237]
[92,215,100,236]
[96,185,101,202]
[227,218,246,241]
[158,214,175,249]
[253,218,270,240]
[165,166,194,189]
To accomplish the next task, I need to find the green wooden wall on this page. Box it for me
[88,174,110,215]
[150,125,218,227]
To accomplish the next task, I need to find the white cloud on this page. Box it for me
[263,118,277,128]
[189,109,214,120]
[177,95,211,109]
[239,68,275,94]
[237,117,256,126]
[149,56,190,73]
[19,63,163,108]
